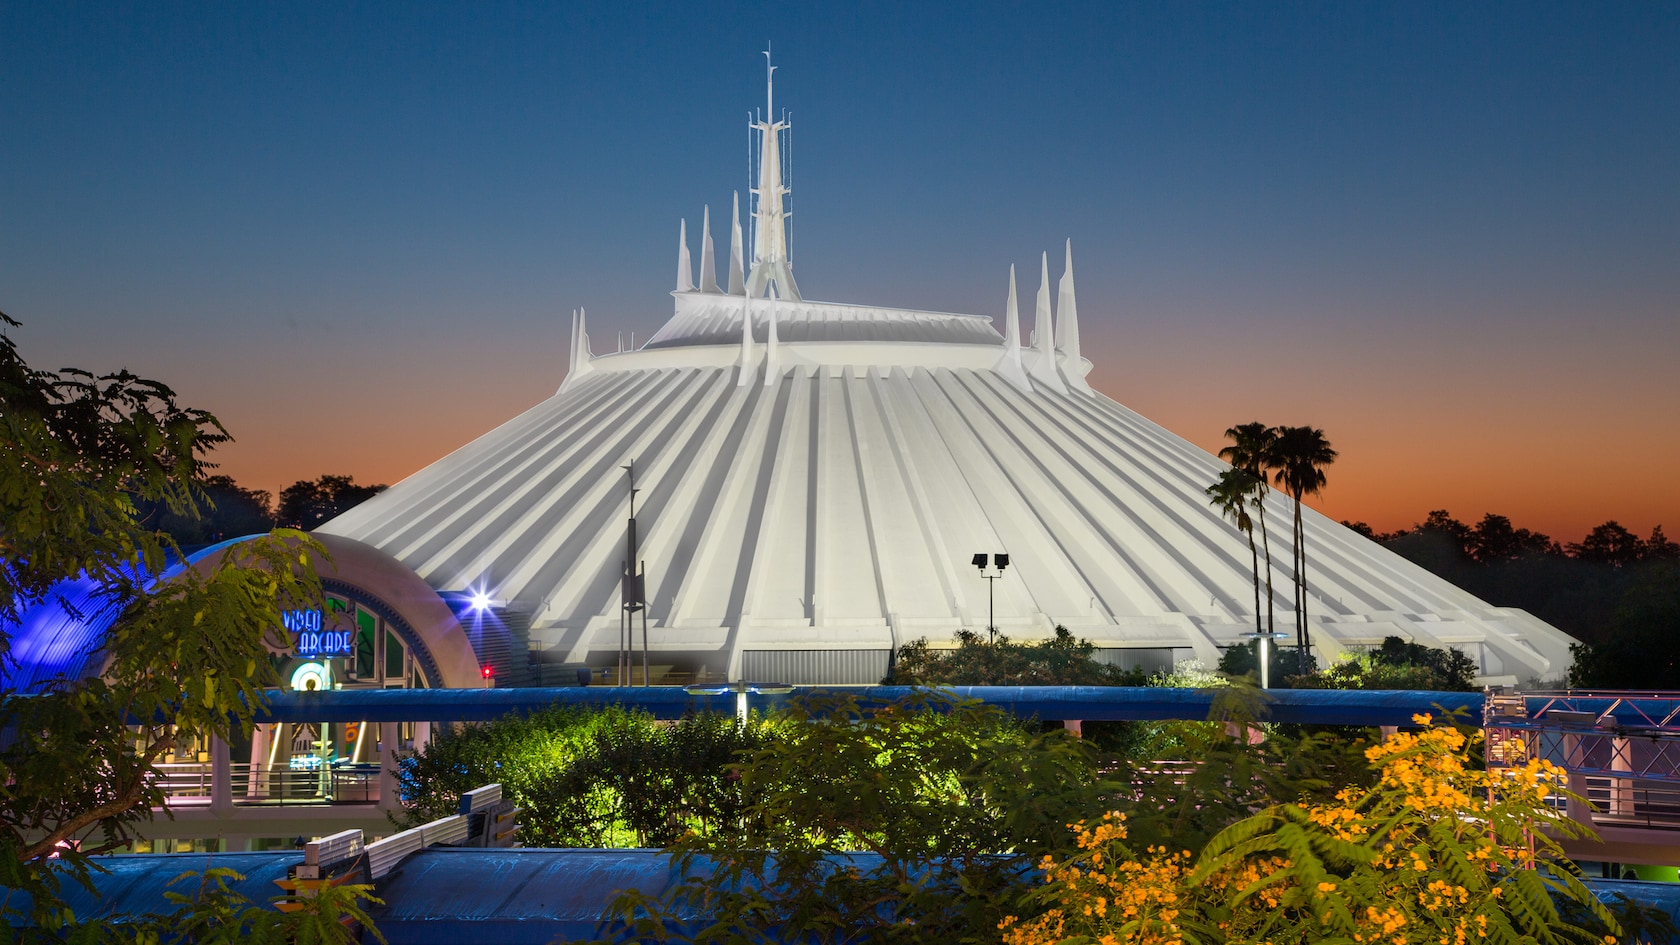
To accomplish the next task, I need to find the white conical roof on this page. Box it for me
[318,65,1575,686]
[321,283,1574,685]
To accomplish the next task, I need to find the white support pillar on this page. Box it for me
[1610,735,1634,817]
[209,735,233,814]
[378,722,402,812]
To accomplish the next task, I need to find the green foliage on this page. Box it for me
[1006,716,1622,945]
[593,691,1112,944]
[397,706,773,847]
[0,315,334,932]
[1216,639,1314,684]
[1104,686,1377,854]
[885,627,1147,686]
[1296,636,1479,692]
[0,312,221,624]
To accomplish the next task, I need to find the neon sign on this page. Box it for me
[283,610,354,658]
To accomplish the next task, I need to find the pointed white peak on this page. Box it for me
[1026,252,1067,393]
[699,205,720,293]
[993,264,1032,393]
[561,308,595,392]
[1034,251,1055,355]
[1056,239,1091,392]
[676,219,694,292]
[1005,264,1022,351]
[728,191,746,295]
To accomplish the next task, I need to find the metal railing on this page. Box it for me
[1581,776,1680,831]
[153,762,381,806]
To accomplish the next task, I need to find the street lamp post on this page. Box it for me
[971,553,1010,643]
[1242,631,1290,689]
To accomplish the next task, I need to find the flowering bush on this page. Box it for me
[1002,715,1617,945]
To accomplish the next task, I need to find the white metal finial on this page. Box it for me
[1027,252,1067,393]
[728,191,746,295]
[699,206,719,293]
[1056,238,1090,392]
[993,264,1032,392]
[561,307,594,392]
[676,219,694,292]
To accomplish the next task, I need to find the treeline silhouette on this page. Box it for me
[132,473,387,544]
[1344,511,1679,688]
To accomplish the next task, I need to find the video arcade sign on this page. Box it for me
[283,608,354,659]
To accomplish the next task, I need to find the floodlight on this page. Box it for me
[994,553,1009,571]
[972,553,988,569]
[469,590,493,612]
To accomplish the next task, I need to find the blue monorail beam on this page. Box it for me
[251,685,1484,727]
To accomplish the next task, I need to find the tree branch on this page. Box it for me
[18,734,173,863]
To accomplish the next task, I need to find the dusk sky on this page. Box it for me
[4,2,1676,543]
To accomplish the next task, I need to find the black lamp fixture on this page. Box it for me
[972,552,1010,642]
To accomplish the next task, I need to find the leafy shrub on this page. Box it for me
[1002,714,1616,945]
[598,691,1111,944]
[886,627,1148,686]
[396,706,772,847]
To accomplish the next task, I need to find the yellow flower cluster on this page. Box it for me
[1001,814,1197,945]
[998,713,1609,945]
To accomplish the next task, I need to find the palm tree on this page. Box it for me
[1269,425,1337,666]
[1205,467,1263,638]
[1218,423,1279,638]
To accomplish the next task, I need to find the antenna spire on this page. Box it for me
[744,48,801,301]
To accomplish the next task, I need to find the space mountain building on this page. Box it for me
[317,66,1577,688]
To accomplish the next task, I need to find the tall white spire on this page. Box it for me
[1056,239,1090,392]
[1027,252,1067,392]
[993,264,1032,392]
[744,48,801,301]
[676,219,694,292]
[728,191,746,295]
[699,206,719,293]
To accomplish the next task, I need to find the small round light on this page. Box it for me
[290,661,328,692]
[469,591,493,612]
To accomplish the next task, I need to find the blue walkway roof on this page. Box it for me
[253,684,1484,727]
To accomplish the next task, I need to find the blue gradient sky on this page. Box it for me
[4,2,1677,540]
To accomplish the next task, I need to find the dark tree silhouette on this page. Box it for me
[1569,521,1646,567]
[134,474,275,545]
[1269,426,1337,664]
[276,474,387,529]
[1207,467,1264,638]
[1218,423,1280,638]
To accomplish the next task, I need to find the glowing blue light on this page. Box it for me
[469,590,493,612]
